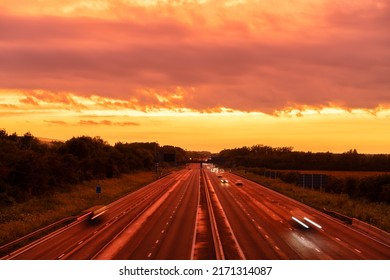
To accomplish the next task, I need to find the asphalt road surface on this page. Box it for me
[3,165,390,260]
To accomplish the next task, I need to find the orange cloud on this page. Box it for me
[43,119,140,127]
[44,120,68,125]
[0,1,389,115]
[79,120,139,126]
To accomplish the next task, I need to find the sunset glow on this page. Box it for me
[1,0,389,153]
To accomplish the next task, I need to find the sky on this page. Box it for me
[0,0,389,153]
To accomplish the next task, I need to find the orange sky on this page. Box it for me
[1,0,390,153]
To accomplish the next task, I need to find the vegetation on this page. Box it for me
[2,131,390,243]
[219,145,390,171]
[234,170,390,232]
[0,129,188,206]
[243,167,390,204]
[219,145,390,204]
[0,171,155,246]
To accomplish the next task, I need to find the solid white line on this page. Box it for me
[190,173,201,260]
[204,173,227,260]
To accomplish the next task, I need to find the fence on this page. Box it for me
[263,169,327,191]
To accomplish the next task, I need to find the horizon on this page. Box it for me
[1,1,389,154]
[2,131,386,155]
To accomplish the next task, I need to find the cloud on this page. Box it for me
[79,120,139,126]
[19,96,40,105]
[43,119,140,126]
[44,120,68,125]
[0,1,389,114]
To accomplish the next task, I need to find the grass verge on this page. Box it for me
[0,171,156,247]
[235,170,390,233]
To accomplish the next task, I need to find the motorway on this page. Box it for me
[2,165,390,260]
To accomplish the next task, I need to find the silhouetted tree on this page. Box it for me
[0,130,190,204]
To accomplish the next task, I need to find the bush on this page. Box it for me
[0,130,187,205]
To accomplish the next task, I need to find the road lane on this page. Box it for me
[207,170,298,259]
[212,170,390,259]
[236,176,389,259]
[94,168,200,259]
[5,170,190,260]
[4,166,389,260]
[152,169,200,259]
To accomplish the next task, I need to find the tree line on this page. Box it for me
[0,129,187,206]
[219,145,390,204]
[219,145,390,171]
[244,167,390,203]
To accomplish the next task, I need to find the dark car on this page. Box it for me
[235,180,243,186]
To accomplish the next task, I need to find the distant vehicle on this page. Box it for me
[89,205,107,221]
[291,214,323,230]
[235,180,243,186]
[217,174,223,178]
[220,178,229,183]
